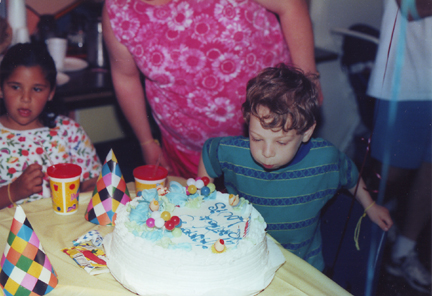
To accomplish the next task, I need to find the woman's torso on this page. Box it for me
[107,0,291,152]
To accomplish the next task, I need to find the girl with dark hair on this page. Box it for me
[0,43,101,209]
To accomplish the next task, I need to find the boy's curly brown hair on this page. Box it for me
[242,63,319,134]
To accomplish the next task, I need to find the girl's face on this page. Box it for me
[249,106,315,170]
[0,66,54,130]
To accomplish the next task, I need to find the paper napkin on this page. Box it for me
[0,206,58,296]
[85,149,131,225]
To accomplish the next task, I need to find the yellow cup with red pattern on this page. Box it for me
[47,163,82,215]
[133,165,168,195]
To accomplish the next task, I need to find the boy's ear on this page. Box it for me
[302,123,316,143]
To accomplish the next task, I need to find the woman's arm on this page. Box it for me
[253,0,323,103]
[102,4,170,170]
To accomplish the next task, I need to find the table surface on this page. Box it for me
[0,179,351,296]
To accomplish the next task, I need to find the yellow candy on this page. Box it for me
[172,228,182,237]
[207,183,216,193]
[149,199,160,212]
[188,185,197,194]
[161,211,171,221]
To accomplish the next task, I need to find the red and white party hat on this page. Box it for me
[0,206,58,295]
[85,149,131,225]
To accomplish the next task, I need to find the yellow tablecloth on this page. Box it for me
[0,179,351,296]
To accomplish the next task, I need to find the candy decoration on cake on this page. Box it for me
[149,200,159,212]
[229,194,240,207]
[85,149,131,225]
[211,239,226,253]
[185,178,214,197]
[0,206,58,295]
[156,185,168,196]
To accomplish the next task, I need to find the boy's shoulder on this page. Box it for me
[207,135,249,147]
[310,137,338,150]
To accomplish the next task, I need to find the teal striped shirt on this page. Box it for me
[202,136,359,271]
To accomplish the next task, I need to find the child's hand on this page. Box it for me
[10,163,44,202]
[366,203,393,231]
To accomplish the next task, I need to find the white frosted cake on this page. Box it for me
[104,181,285,296]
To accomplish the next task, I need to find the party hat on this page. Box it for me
[0,206,58,296]
[85,149,131,225]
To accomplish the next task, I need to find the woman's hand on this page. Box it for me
[141,141,173,174]
[10,163,44,202]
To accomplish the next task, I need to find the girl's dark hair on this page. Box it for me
[242,63,319,134]
[0,42,59,128]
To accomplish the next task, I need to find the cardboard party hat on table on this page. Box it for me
[0,206,58,296]
[85,149,131,225]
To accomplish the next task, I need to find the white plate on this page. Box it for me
[62,57,88,72]
[56,72,70,86]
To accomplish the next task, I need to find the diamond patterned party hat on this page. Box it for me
[85,149,131,225]
[0,206,58,296]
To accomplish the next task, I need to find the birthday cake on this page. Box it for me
[103,179,285,296]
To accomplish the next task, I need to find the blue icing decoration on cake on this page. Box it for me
[180,202,243,249]
[129,201,151,225]
[127,181,248,251]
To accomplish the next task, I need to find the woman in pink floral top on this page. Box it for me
[103,0,321,178]
[0,43,101,208]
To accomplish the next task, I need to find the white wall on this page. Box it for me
[310,0,384,154]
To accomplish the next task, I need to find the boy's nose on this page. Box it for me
[262,143,275,158]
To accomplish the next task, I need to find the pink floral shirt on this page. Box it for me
[0,115,102,205]
[107,0,291,154]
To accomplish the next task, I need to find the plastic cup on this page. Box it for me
[47,163,82,215]
[46,37,68,71]
[133,165,168,194]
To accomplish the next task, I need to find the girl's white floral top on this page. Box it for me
[0,115,102,205]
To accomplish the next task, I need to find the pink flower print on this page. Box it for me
[112,10,140,40]
[194,68,224,93]
[147,44,171,71]
[147,4,172,23]
[186,90,211,111]
[149,69,175,87]
[214,1,240,27]
[220,22,251,50]
[205,97,236,123]
[167,1,193,31]
[191,14,219,44]
[212,52,243,82]
[77,158,83,164]
[179,48,206,74]
[18,136,26,142]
